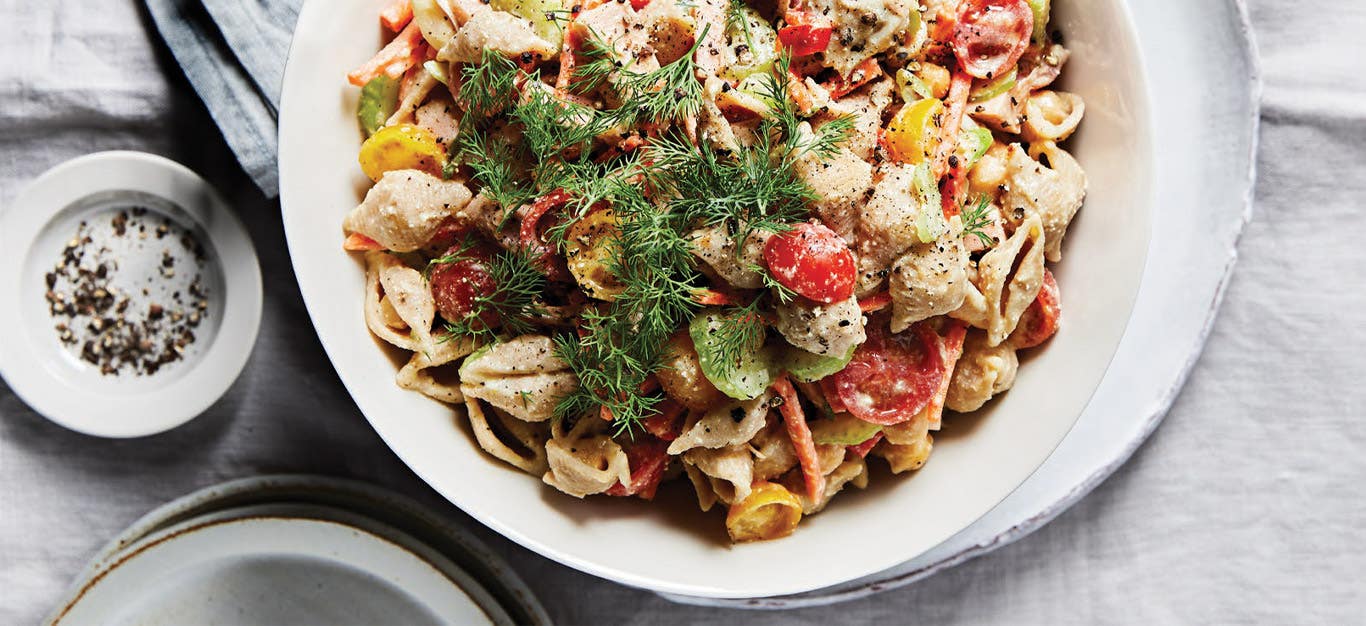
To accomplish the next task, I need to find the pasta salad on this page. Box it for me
[342,0,1085,542]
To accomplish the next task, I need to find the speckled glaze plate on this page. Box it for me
[46,475,550,625]
[664,0,1262,608]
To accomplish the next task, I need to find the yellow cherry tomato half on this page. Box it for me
[565,207,626,301]
[725,482,804,543]
[358,124,445,182]
[885,98,946,165]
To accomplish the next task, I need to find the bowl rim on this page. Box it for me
[277,0,1156,598]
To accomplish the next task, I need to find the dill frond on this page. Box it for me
[435,245,548,344]
[608,25,710,126]
[458,49,520,120]
[726,0,756,52]
[961,195,996,248]
[453,128,536,211]
[704,299,767,379]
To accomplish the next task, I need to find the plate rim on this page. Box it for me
[661,0,1264,607]
[51,511,504,625]
[277,0,1157,598]
[46,474,551,626]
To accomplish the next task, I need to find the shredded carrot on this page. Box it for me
[396,43,433,102]
[931,69,973,219]
[343,233,384,251]
[847,432,883,459]
[824,57,882,99]
[922,320,968,430]
[693,289,739,307]
[773,375,826,502]
[347,21,427,86]
[379,0,414,32]
[555,19,583,92]
[932,69,973,179]
[858,291,892,313]
[787,71,816,112]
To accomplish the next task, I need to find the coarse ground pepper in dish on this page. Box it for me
[46,208,210,376]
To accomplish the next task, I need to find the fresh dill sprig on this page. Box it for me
[645,129,813,245]
[801,115,858,160]
[753,52,856,160]
[552,312,668,436]
[608,24,710,126]
[552,183,702,434]
[706,299,767,379]
[607,186,701,341]
[569,28,631,96]
[436,245,548,345]
[511,85,608,162]
[458,49,520,120]
[726,0,756,52]
[538,157,643,246]
[453,128,536,211]
[751,262,799,304]
[961,195,996,248]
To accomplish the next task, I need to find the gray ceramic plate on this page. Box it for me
[46,475,550,625]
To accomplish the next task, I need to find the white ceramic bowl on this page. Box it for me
[279,0,1152,598]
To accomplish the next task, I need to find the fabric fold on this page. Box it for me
[142,0,302,197]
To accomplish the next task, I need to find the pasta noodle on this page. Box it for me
[344,170,472,253]
[945,329,1020,412]
[465,397,550,474]
[889,222,971,332]
[459,335,577,423]
[951,213,1047,346]
[682,445,756,506]
[542,414,630,497]
[1022,91,1086,143]
[667,392,774,454]
[1000,142,1088,262]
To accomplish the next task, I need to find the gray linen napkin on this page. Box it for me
[142,0,303,197]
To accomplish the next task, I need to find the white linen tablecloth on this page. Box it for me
[2,1,1363,623]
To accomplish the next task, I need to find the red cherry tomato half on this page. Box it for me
[606,435,670,499]
[519,189,573,282]
[952,0,1033,80]
[1011,268,1060,348]
[763,222,856,304]
[640,398,687,442]
[429,243,500,329]
[779,10,833,57]
[822,321,945,425]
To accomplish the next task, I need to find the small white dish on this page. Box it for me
[50,508,508,626]
[0,151,262,438]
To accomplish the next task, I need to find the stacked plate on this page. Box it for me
[46,476,548,625]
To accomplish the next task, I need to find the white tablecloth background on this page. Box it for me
[2,1,1363,623]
